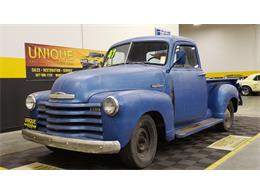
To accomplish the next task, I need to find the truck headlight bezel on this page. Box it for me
[102,96,119,116]
[25,94,36,111]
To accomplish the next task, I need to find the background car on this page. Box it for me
[237,73,260,95]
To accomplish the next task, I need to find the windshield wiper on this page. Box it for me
[126,61,164,66]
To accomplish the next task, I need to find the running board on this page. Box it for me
[175,118,223,138]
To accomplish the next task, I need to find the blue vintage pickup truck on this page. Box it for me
[23,36,241,168]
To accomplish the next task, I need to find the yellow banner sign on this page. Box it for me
[25,43,106,80]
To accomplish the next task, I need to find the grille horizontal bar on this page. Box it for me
[38,108,46,112]
[38,114,47,119]
[45,109,101,116]
[47,124,102,132]
[47,117,102,124]
[38,120,47,126]
[45,102,101,108]
[36,101,103,140]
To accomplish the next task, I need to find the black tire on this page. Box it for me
[46,146,68,153]
[120,115,158,169]
[241,86,252,96]
[216,102,234,131]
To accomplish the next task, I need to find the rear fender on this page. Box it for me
[89,90,175,147]
[208,84,239,118]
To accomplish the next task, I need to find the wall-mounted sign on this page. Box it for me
[25,43,106,81]
[155,28,171,36]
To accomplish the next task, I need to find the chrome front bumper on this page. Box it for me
[22,129,121,154]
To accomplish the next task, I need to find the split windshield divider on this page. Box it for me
[124,42,132,64]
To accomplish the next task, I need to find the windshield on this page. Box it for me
[104,41,168,67]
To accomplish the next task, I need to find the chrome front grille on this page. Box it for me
[37,101,103,140]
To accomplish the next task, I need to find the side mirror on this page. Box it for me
[166,50,186,73]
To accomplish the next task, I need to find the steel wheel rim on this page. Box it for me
[136,128,151,158]
[242,87,249,95]
[224,109,232,129]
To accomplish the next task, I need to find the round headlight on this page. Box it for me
[25,94,36,110]
[103,96,119,116]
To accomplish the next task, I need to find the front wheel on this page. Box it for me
[241,86,252,96]
[120,115,158,169]
[216,102,234,131]
[46,146,68,154]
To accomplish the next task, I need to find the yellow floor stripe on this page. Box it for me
[206,133,260,170]
[0,166,8,170]
[12,162,61,170]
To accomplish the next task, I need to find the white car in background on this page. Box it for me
[237,73,260,96]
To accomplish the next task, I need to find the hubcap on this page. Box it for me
[242,87,249,95]
[136,128,150,157]
[224,109,232,129]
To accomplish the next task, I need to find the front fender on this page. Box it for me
[28,90,51,118]
[208,84,239,118]
[89,90,175,147]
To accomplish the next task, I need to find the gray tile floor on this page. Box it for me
[0,117,259,170]
[0,130,41,156]
[0,96,259,170]
[236,96,260,117]
[215,135,260,170]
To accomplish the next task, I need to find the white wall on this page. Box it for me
[0,24,179,58]
[83,24,179,50]
[256,25,260,68]
[180,24,259,72]
[0,24,82,58]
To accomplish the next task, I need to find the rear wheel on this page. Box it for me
[216,102,234,131]
[241,86,252,96]
[120,115,158,169]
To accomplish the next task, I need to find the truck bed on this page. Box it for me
[207,77,242,105]
[206,77,239,85]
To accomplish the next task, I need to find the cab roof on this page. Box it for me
[110,35,195,48]
[247,73,260,78]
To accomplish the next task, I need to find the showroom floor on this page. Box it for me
[0,96,259,170]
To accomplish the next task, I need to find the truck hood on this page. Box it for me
[51,64,166,102]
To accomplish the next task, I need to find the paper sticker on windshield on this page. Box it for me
[107,48,116,59]
[160,56,166,64]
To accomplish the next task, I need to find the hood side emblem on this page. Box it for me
[49,92,75,99]
[151,84,164,88]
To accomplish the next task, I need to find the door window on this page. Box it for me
[174,45,199,68]
[253,75,260,81]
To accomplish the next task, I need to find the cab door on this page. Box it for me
[170,43,208,125]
